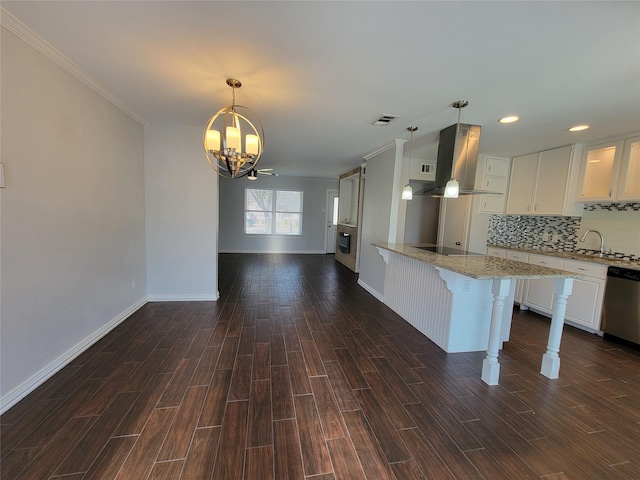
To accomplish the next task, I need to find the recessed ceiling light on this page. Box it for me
[568,125,590,132]
[498,115,519,124]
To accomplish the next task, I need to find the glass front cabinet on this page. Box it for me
[619,135,640,201]
[577,135,640,202]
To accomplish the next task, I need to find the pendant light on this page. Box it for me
[402,126,418,200]
[443,101,468,198]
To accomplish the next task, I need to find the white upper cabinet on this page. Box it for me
[506,145,581,216]
[479,157,510,214]
[576,140,623,202]
[618,135,640,201]
[576,134,640,202]
[505,153,537,214]
[536,147,576,214]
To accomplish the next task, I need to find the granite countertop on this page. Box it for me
[374,243,583,280]
[486,244,640,271]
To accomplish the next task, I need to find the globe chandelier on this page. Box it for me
[203,78,265,178]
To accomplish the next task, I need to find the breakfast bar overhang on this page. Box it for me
[373,243,581,385]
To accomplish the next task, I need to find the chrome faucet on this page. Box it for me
[579,229,605,257]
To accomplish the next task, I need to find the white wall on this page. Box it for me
[358,143,399,299]
[1,28,147,409]
[218,175,338,253]
[577,207,640,257]
[144,123,219,300]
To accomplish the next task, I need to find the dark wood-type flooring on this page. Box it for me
[2,253,640,479]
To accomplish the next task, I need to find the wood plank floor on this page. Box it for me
[2,253,640,479]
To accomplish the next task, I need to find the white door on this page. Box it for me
[325,189,339,253]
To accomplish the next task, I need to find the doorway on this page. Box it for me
[325,189,339,253]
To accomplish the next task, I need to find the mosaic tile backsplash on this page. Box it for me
[583,202,640,212]
[488,215,581,251]
[488,202,640,262]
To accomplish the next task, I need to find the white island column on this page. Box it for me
[540,278,573,378]
[481,278,512,385]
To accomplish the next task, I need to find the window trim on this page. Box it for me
[244,187,303,236]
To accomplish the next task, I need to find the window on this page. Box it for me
[245,188,303,235]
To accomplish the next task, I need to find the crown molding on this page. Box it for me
[0,8,146,125]
[363,141,398,160]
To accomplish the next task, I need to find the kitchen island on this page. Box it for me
[373,243,581,385]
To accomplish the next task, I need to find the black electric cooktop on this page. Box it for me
[413,245,483,256]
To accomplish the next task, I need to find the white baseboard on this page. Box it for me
[0,296,148,415]
[147,293,219,302]
[357,279,383,302]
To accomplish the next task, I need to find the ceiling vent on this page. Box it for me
[372,114,399,126]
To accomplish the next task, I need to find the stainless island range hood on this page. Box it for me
[414,102,502,197]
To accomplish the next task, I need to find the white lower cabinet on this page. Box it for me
[487,248,530,305]
[524,255,564,312]
[488,248,608,333]
[486,247,507,258]
[505,251,529,304]
[559,260,607,331]
[523,254,607,332]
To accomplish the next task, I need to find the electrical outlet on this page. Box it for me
[132,278,137,289]
[552,233,559,242]
[542,232,549,242]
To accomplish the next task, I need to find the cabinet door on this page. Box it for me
[485,157,510,177]
[506,153,538,214]
[523,254,563,313]
[564,276,606,330]
[577,141,623,201]
[534,146,572,215]
[481,175,508,213]
[525,278,556,313]
[618,135,640,201]
[486,247,507,258]
[480,157,510,214]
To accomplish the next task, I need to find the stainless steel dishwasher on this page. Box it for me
[601,266,640,347]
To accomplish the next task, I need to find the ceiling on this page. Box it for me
[3,1,639,179]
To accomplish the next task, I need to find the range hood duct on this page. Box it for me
[414,119,502,197]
